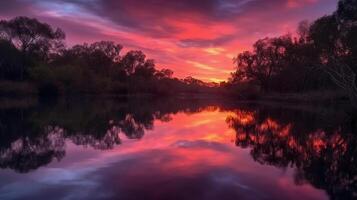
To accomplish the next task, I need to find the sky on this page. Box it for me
[0,0,338,82]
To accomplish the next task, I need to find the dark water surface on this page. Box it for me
[0,97,356,200]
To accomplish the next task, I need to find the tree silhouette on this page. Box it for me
[0,40,23,80]
[0,16,65,59]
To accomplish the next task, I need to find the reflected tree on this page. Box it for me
[0,126,65,173]
[0,97,216,173]
[227,107,357,200]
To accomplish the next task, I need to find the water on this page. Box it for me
[0,97,356,200]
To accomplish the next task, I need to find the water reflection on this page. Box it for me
[0,97,220,173]
[0,98,356,200]
[227,106,357,199]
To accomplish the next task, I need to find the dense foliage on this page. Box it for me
[0,17,215,96]
[228,0,357,105]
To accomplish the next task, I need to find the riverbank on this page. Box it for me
[0,80,350,106]
[251,90,348,104]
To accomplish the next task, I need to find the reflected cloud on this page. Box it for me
[0,99,354,199]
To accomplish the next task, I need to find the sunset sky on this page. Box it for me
[0,0,338,82]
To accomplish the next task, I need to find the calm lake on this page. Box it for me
[0,97,355,200]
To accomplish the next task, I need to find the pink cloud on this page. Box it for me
[0,0,338,82]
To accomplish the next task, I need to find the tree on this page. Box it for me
[0,16,65,60]
[89,41,123,63]
[0,39,23,80]
[133,59,156,78]
[155,68,174,79]
[0,16,65,80]
[297,20,311,44]
[233,35,293,91]
[183,76,204,86]
[229,0,357,99]
[309,15,340,57]
[337,0,357,22]
[120,50,146,75]
[0,16,210,95]
[307,0,357,107]
[52,41,123,75]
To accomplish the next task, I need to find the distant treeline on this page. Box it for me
[0,17,216,96]
[223,0,357,106]
[1,0,357,105]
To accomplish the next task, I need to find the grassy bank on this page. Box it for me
[0,80,348,106]
[255,90,348,104]
[222,83,348,104]
[0,81,38,96]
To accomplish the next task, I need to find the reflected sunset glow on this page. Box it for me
[1,97,355,200]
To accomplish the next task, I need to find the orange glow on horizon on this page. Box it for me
[1,0,338,82]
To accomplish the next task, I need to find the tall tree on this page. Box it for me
[0,16,65,59]
[0,40,23,80]
[233,35,293,91]
[308,0,357,107]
